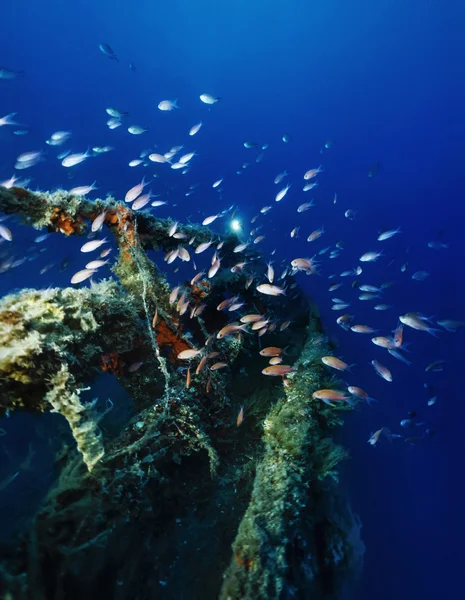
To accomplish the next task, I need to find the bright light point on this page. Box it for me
[231,219,241,232]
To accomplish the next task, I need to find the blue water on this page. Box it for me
[1,1,465,598]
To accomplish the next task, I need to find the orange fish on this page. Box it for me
[262,365,294,376]
[321,356,353,371]
[259,346,284,357]
[152,308,158,328]
[178,349,201,360]
[217,323,247,339]
[236,405,245,426]
[186,366,191,389]
[211,362,228,371]
[312,389,349,406]
[350,324,377,334]
[269,357,283,365]
[195,355,207,374]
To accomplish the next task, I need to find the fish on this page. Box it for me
[275,184,291,202]
[282,134,291,143]
[378,228,401,241]
[128,362,144,373]
[236,405,245,426]
[425,360,446,372]
[367,428,391,446]
[412,271,430,281]
[321,356,353,371]
[374,304,391,311]
[359,251,383,262]
[128,125,148,135]
[70,182,97,196]
[345,209,356,220]
[0,225,13,242]
[336,314,354,329]
[99,43,118,61]
[428,241,449,249]
[312,389,349,406]
[217,323,247,339]
[202,214,220,226]
[211,362,228,371]
[70,268,97,284]
[371,360,392,382]
[0,67,24,79]
[274,170,288,184]
[200,93,220,104]
[332,303,351,311]
[0,113,18,127]
[85,259,109,269]
[303,182,318,192]
[240,314,264,323]
[125,178,148,203]
[303,166,323,180]
[297,201,314,212]
[189,122,203,136]
[80,239,108,253]
[291,258,317,273]
[262,365,294,376]
[256,283,286,296]
[177,349,201,360]
[347,386,377,405]
[158,99,179,111]
[132,192,153,211]
[351,324,377,333]
[399,313,440,336]
[106,107,128,118]
[437,319,465,332]
[307,227,324,242]
[149,153,171,163]
[129,159,143,167]
[62,150,92,168]
[259,347,284,357]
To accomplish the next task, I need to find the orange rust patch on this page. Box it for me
[101,352,125,376]
[50,208,83,236]
[11,186,31,199]
[156,320,191,363]
[190,279,211,301]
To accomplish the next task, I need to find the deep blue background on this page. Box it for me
[1,1,465,598]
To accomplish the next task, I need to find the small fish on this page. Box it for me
[371,360,392,382]
[99,43,118,61]
[262,365,294,376]
[307,227,325,242]
[297,201,314,213]
[378,228,401,241]
[132,193,153,210]
[427,396,437,406]
[256,283,286,296]
[275,184,291,202]
[0,224,13,241]
[189,122,203,136]
[80,238,107,253]
[303,166,323,180]
[178,349,201,360]
[0,67,24,79]
[332,303,351,311]
[0,113,18,127]
[128,362,144,373]
[428,241,449,249]
[437,319,465,332]
[321,356,353,372]
[344,209,356,220]
[70,268,97,284]
[128,125,148,135]
[236,405,245,426]
[347,386,377,405]
[351,324,377,334]
[200,93,220,104]
[274,170,288,184]
[85,259,109,269]
[62,149,92,168]
[399,313,439,336]
[425,360,446,372]
[282,134,291,143]
[125,178,148,203]
[217,323,247,339]
[259,347,284,357]
[202,214,220,226]
[70,182,97,196]
[312,389,349,406]
[374,304,391,311]
[359,251,383,262]
[336,314,354,329]
[158,99,179,111]
[211,362,228,371]
[303,182,318,192]
[412,271,429,281]
[106,107,128,118]
[367,427,390,446]
[129,159,143,167]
